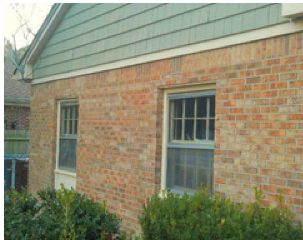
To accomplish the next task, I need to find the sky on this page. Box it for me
[4,3,52,49]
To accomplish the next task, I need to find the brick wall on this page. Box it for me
[29,32,303,231]
[4,105,30,130]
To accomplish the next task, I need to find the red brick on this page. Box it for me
[256,67,271,75]
[289,114,303,120]
[29,33,303,229]
[4,105,30,130]
[290,80,303,88]
[246,77,261,84]
[270,82,287,89]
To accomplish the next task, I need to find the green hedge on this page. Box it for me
[5,187,303,239]
[4,188,40,239]
[5,186,120,240]
[139,189,303,240]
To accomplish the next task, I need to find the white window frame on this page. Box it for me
[161,84,216,193]
[55,99,78,179]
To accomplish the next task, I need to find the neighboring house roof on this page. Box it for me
[5,59,30,105]
[15,3,303,84]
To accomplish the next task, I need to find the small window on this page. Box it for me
[58,100,78,172]
[11,120,19,130]
[166,91,215,193]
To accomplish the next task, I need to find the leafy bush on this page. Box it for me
[5,189,40,239]
[139,188,303,240]
[5,186,120,240]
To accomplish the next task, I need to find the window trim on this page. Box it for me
[161,84,216,193]
[55,99,78,175]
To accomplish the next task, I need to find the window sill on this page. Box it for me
[168,142,214,149]
[168,186,195,195]
[161,186,213,197]
[55,169,76,177]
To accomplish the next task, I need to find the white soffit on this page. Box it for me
[282,3,303,18]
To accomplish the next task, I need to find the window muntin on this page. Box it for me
[169,94,215,143]
[166,91,215,193]
[58,101,78,172]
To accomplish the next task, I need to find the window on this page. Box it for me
[11,120,19,130]
[57,100,78,172]
[165,91,215,193]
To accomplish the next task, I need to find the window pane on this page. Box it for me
[175,165,185,187]
[209,96,215,117]
[166,148,213,191]
[184,119,194,140]
[74,120,78,134]
[63,107,67,119]
[64,120,68,134]
[173,119,182,140]
[66,107,70,134]
[197,97,207,118]
[69,119,73,134]
[70,106,74,119]
[173,99,183,118]
[186,166,196,189]
[59,139,77,171]
[69,106,74,134]
[60,112,64,134]
[61,107,67,134]
[185,98,195,118]
[209,119,215,140]
[197,168,209,188]
[75,106,78,119]
[74,106,78,134]
[166,148,177,187]
[196,120,206,140]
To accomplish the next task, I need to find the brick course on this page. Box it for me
[4,105,30,130]
[29,32,303,231]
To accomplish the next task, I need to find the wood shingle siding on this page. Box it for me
[33,3,287,79]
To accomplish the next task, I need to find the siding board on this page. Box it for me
[33,3,288,78]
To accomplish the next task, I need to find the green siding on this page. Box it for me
[33,3,288,78]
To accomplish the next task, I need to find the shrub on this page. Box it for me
[139,188,303,240]
[5,186,120,240]
[5,189,41,240]
[243,188,303,240]
[37,186,120,239]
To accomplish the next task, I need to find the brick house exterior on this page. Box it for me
[4,60,30,130]
[4,57,30,190]
[5,105,30,130]
[16,4,303,231]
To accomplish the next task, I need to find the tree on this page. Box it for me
[4,38,29,67]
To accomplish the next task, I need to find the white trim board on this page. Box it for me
[282,3,303,18]
[32,21,303,85]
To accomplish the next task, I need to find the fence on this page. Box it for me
[4,130,29,190]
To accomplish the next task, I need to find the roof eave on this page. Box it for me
[26,3,70,65]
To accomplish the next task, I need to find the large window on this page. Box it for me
[165,91,215,193]
[57,100,78,172]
